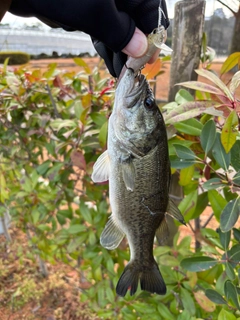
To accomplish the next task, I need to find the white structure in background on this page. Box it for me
[0,26,96,56]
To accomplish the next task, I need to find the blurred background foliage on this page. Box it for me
[0,52,239,319]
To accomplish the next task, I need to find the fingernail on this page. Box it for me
[122,28,148,57]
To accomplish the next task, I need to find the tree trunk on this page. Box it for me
[230,8,240,54]
[168,0,206,101]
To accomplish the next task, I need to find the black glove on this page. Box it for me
[9,0,169,77]
[93,0,169,77]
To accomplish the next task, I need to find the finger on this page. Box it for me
[122,27,148,58]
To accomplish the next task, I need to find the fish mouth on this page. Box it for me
[116,68,149,109]
[128,73,147,96]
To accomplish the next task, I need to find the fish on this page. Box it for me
[92,30,185,297]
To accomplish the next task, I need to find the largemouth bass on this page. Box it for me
[92,29,184,296]
[92,67,184,297]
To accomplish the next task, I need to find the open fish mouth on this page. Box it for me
[123,69,148,102]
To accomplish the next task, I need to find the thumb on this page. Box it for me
[122,27,148,58]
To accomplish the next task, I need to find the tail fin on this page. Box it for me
[116,261,166,297]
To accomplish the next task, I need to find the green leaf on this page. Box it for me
[201,228,222,249]
[205,289,227,305]
[46,162,64,181]
[74,100,84,119]
[231,140,240,171]
[106,287,115,304]
[51,119,77,131]
[174,118,203,136]
[154,246,171,256]
[208,190,228,221]
[233,228,240,242]
[157,302,175,320]
[32,209,40,225]
[98,121,108,147]
[159,255,179,267]
[68,224,86,234]
[221,52,240,74]
[220,198,240,232]
[225,262,236,281]
[90,112,107,127]
[218,229,231,250]
[224,280,240,309]
[180,287,196,316]
[198,264,222,285]
[203,178,226,191]
[218,309,237,320]
[73,57,91,74]
[178,190,198,222]
[36,160,52,176]
[72,78,82,93]
[169,155,195,169]
[228,244,240,265]
[3,57,10,73]
[233,171,240,186]
[176,310,192,320]
[200,120,216,154]
[179,165,195,186]
[181,256,218,272]
[192,192,208,219]
[43,63,57,78]
[221,111,238,153]
[173,144,196,160]
[212,132,231,171]
[58,209,73,220]
[0,172,8,202]
[175,89,194,104]
[79,201,92,224]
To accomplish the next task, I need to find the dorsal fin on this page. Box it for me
[166,198,186,225]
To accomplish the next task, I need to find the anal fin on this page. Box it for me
[100,215,125,250]
[155,218,170,245]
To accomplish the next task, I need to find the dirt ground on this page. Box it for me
[26,57,237,101]
[0,57,239,319]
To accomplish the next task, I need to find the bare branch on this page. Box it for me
[217,0,238,16]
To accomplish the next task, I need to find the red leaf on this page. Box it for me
[71,150,86,171]
[53,75,64,89]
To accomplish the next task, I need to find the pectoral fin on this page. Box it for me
[122,160,135,191]
[91,150,110,183]
[166,198,186,225]
[100,215,125,250]
[155,218,169,245]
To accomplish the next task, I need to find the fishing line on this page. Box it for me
[158,0,167,30]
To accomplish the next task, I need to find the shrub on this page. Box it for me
[0,51,30,65]
[0,55,239,319]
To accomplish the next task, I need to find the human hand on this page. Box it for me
[92,0,169,77]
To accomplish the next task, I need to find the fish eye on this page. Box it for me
[144,96,155,110]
